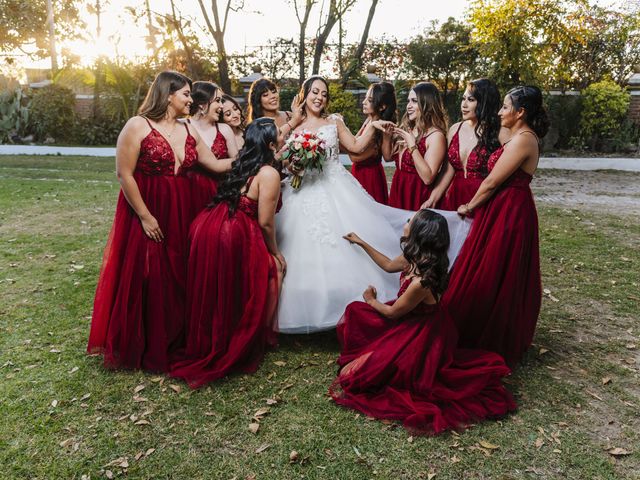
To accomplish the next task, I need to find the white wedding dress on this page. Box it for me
[276,120,471,333]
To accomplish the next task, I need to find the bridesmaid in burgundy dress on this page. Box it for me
[348,81,396,204]
[170,119,285,388]
[334,210,515,435]
[424,79,502,210]
[187,81,239,216]
[221,94,246,150]
[247,78,302,139]
[444,86,549,365]
[88,71,232,372]
[384,82,447,210]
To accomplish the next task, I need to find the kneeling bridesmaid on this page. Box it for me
[170,118,285,388]
[332,210,516,435]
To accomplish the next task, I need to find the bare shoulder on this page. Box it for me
[217,122,234,135]
[448,121,462,136]
[427,129,447,144]
[508,131,538,151]
[119,116,150,143]
[257,164,280,182]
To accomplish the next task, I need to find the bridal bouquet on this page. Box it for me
[281,130,327,189]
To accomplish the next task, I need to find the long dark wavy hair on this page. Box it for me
[506,85,550,138]
[221,93,246,130]
[467,78,501,153]
[138,71,192,121]
[368,81,397,147]
[189,81,220,116]
[400,209,450,297]
[210,118,279,215]
[297,75,330,118]
[247,78,278,124]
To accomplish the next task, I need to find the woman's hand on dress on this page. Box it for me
[140,213,164,242]
[363,285,377,303]
[274,253,287,276]
[457,204,472,218]
[342,232,363,246]
[421,194,439,209]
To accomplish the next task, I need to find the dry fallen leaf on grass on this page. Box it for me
[535,437,544,449]
[135,451,144,461]
[134,384,146,394]
[427,474,436,480]
[601,377,612,385]
[105,470,114,479]
[538,348,549,355]
[145,448,155,456]
[253,407,270,420]
[133,395,148,403]
[273,361,286,367]
[248,423,260,434]
[407,436,414,443]
[59,438,74,448]
[450,455,461,463]
[289,450,299,462]
[168,384,182,394]
[134,419,150,426]
[255,444,270,454]
[51,399,58,408]
[266,398,278,405]
[69,367,79,374]
[479,440,499,450]
[607,447,632,456]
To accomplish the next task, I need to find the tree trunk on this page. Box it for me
[170,0,197,77]
[341,0,379,86]
[294,0,315,85]
[198,0,233,93]
[312,0,356,75]
[46,0,58,74]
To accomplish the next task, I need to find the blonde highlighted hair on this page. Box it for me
[396,82,448,152]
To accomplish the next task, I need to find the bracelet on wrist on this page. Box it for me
[408,144,418,154]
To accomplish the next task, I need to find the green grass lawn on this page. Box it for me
[1,156,638,479]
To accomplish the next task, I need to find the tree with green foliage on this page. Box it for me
[0,0,82,64]
[29,84,77,142]
[468,0,585,89]
[579,79,630,151]
[327,83,361,133]
[406,17,477,100]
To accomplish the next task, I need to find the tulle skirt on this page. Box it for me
[443,181,541,364]
[330,300,516,435]
[88,173,189,371]
[170,201,279,387]
[275,161,471,333]
[388,169,433,210]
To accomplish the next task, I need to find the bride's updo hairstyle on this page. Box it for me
[211,118,279,215]
[247,78,279,124]
[189,81,221,117]
[298,75,330,118]
[400,209,450,296]
[369,81,397,146]
[139,71,192,121]
[506,85,550,138]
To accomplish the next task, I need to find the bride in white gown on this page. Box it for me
[276,76,470,333]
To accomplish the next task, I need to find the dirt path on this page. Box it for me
[533,169,640,217]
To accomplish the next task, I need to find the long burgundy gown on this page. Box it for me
[88,120,197,371]
[185,125,229,220]
[437,125,490,211]
[388,134,433,210]
[350,125,389,204]
[443,144,541,364]
[330,274,516,435]
[170,177,279,388]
